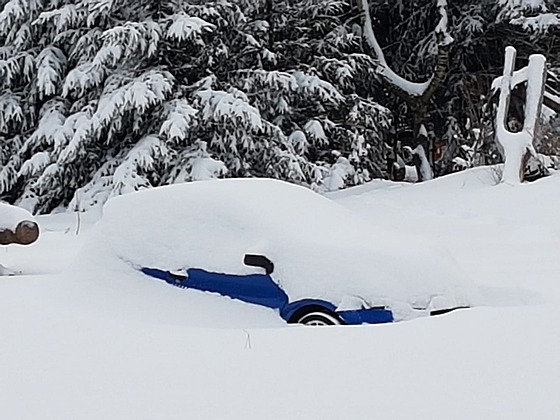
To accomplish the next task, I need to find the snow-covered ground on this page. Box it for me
[1,167,559,419]
[88,178,473,319]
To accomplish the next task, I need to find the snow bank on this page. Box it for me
[4,166,560,419]
[84,179,474,317]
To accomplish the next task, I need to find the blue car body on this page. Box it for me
[141,266,393,325]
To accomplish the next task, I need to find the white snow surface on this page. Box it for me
[1,167,560,418]
[87,179,472,317]
[0,201,35,231]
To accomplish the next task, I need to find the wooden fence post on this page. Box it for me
[494,46,547,184]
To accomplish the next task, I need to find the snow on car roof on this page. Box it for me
[92,179,474,317]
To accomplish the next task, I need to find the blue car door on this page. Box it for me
[185,269,289,309]
[142,267,289,310]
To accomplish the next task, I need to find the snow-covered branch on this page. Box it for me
[357,0,452,98]
[435,0,454,47]
[358,0,430,97]
[357,0,453,181]
[166,14,215,43]
[358,0,387,67]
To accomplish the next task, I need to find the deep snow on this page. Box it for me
[90,178,473,318]
[1,166,559,419]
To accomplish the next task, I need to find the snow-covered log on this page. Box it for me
[493,46,547,184]
[0,203,39,245]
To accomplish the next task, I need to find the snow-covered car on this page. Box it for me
[141,256,395,326]
[98,179,473,325]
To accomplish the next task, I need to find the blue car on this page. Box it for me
[141,254,394,326]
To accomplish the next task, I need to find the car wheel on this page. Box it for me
[296,310,342,326]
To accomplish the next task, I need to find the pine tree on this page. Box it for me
[0,0,392,212]
[358,0,559,178]
[2,1,559,214]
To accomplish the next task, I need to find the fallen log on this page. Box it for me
[0,220,40,245]
[0,202,40,245]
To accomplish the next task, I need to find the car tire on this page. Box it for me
[296,310,343,326]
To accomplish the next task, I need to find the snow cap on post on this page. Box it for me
[524,54,547,135]
[494,46,547,184]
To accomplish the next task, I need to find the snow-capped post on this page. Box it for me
[493,46,547,184]
[357,0,453,182]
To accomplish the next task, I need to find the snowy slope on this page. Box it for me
[1,167,559,419]
[330,166,560,302]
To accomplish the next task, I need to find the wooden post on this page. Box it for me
[494,46,547,184]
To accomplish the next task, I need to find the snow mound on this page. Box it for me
[329,165,501,200]
[0,202,36,231]
[82,179,475,318]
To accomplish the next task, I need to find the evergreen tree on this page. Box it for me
[1,0,559,214]
[0,0,391,213]
[359,0,559,177]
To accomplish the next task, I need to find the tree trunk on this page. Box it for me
[356,0,451,181]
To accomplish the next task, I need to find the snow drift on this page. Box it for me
[84,179,474,318]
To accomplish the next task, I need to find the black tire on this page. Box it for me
[296,310,343,326]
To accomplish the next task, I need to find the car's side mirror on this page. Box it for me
[243,254,274,275]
